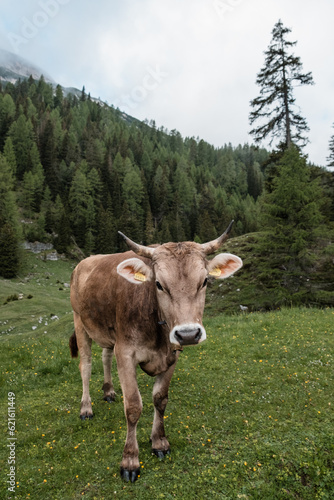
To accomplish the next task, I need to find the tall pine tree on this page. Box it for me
[249,20,314,149]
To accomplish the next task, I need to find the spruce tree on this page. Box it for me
[8,113,35,179]
[41,186,53,233]
[158,219,172,244]
[53,196,71,253]
[0,94,16,149]
[54,84,64,110]
[85,196,96,255]
[0,154,21,278]
[247,161,263,199]
[144,205,155,245]
[249,20,314,149]
[327,124,334,168]
[260,146,323,257]
[39,118,58,196]
[197,210,217,242]
[0,223,20,278]
[22,171,36,217]
[151,165,171,222]
[122,164,144,223]
[3,137,17,176]
[95,206,117,254]
[54,211,71,254]
[69,169,89,247]
[80,86,86,102]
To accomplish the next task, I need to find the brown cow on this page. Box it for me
[69,222,242,482]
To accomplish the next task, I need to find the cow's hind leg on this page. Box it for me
[102,347,116,402]
[150,362,177,458]
[74,312,93,419]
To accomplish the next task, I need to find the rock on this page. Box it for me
[22,241,53,253]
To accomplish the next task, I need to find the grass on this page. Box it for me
[0,253,334,499]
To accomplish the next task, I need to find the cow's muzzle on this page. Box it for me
[170,323,206,346]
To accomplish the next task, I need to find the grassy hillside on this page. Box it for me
[1,251,333,498]
[0,253,74,332]
[206,232,334,315]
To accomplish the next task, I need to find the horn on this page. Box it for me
[118,231,155,258]
[200,220,234,255]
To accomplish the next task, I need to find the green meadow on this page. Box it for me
[1,254,333,499]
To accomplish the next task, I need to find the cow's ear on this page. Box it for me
[208,253,243,279]
[117,258,153,285]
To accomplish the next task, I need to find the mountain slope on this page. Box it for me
[0,49,54,84]
[0,49,141,126]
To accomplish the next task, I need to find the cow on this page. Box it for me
[69,221,243,482]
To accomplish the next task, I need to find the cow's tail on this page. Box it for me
[69,331,78,358]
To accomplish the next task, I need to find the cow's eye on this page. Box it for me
[156,281,163,291]
[202,277,208,288]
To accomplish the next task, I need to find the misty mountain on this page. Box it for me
[0,48,54,84]
[0,49,139,126]
[0,49,93,101]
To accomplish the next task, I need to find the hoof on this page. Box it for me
[152,448,171,460]
[103,396,115,403]
[80,413,94,420]
[120,467,140,483]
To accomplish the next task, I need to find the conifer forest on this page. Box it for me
[0,77,269,270]
[0,21,334,281]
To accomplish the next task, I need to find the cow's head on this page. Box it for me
[116,222,242,347]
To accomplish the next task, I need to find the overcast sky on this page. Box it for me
[1,0,333,166]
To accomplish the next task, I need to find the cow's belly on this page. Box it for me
[82,318,116,349]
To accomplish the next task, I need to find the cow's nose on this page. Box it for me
[171,324,204,346]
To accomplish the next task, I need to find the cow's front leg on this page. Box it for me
[151,362,177,458]
[115,347,142,482]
